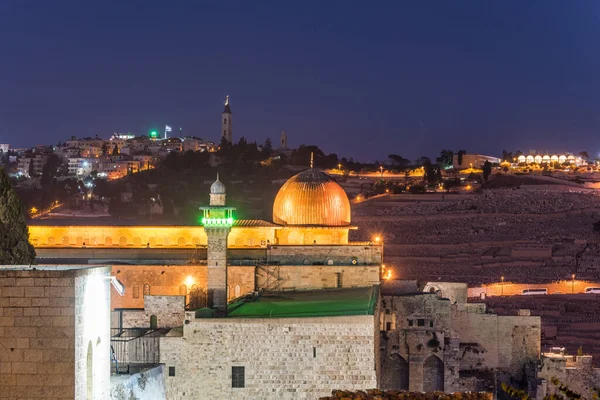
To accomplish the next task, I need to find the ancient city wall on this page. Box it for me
[537,355,600,399]
[160,315,378,399]
[451,307,541,374]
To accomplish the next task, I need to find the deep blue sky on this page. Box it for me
[1,1,600,161]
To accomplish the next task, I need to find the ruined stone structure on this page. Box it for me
[380,281,541,393]
[537,351,600,399]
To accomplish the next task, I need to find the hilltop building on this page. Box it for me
[222,95,232,143]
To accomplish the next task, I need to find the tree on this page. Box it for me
[388,154,411,169]
[436,149,454,168]
[112,144,119,156]
[262,138,273,156]
[28,159,34,177]
[0,167,36,264]
[101,143,109,156]
[41,154,60,186]
[579,151,589,160]
[482,160,492,181]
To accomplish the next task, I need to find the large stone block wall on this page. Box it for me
[74,267,112,400]
[537,355,600,399]
[0,266,111,400]
[451,306,541,375]
[257,265,380,292]
[160,316,378,399]
[0,269,77,399]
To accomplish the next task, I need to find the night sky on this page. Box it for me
[1,1,600,161]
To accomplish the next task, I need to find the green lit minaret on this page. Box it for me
[200,173,235,316]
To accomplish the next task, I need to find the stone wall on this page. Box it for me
[452,305,541,376]
[257,265,380,292]
[537,355,600,399]
[110,265,254,309]
[0,266,111,400]
[112,295,186,329]
[268,244,381,265]
[0,269,77,399]
[160,315,378,399]
[110,365,166,400]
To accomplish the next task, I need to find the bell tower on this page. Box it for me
[200,174,235,316]
[280,129,287,149]
[221,95,232,143]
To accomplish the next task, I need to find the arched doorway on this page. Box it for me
[86,341,93,399]
[150,315,158,329]
[381,354,409,390]
[423,355,444,391]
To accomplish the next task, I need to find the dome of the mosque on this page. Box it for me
[272,169,351,226]
[210,174,226,194]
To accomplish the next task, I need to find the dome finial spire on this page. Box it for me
[225,95,229,106]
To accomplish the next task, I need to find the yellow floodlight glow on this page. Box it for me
[185,276,194,287]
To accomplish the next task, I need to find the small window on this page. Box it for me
[224,130,226,136]
[133,285,140,299]
[224,118,227,124]
[232,366,245,388]
[169,366,175,377]
[385,309,391,315]
[408,319,414,326]
[418,319,425,327]
[386,322,391,331]
[313,347,316,358]
[429,320,434,327]
[143,284,150,296]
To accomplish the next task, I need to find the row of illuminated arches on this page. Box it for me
[516,154,581,164]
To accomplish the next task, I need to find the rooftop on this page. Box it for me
[226,286,378,318]
[29,218,279,227]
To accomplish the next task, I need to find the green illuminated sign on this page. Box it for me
[149,130,158,138]
[201,217,234,226]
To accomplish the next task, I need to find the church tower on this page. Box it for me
[221,96,232,143]
[200,174,235,316]
[280,129,287,149]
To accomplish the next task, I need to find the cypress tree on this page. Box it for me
[0,167,36,264]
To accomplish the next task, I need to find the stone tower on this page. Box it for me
[280,129,287,149]
[221,95,232,143]
[200,174,235,316]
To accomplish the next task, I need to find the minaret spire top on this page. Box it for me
[310,152,314,169]
[225,95,229,106]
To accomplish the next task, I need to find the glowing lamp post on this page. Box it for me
[572,274,576,293]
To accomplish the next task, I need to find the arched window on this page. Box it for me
[62,236,69,246]
[119,236,127,246]
[86,341,93,399]
[133,285,140,299]
[423,355,444,391]
[143,284,150,296]
[47,237,55,245]
[177,237,186,246]
[150,315,158,329]
[148,237,157,246]
[76,236,84,246]
[133,237,142,246]
[381,354,409,390]
[105,237,112,246]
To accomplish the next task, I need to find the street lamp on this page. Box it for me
[572,274,576,293]
[501,276,504,296]
[380,165,384,177]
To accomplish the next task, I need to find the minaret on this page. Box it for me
[221,95,232,143]
[200,174,235,316]
[280,129,287,149]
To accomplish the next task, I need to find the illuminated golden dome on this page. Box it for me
[273,169,351,226]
